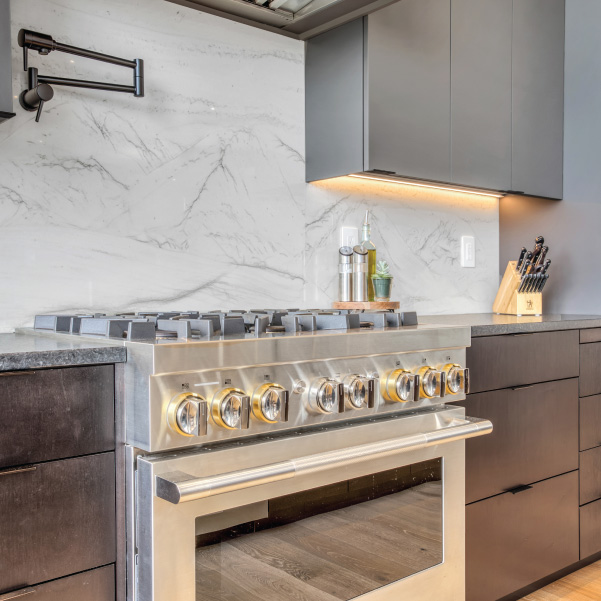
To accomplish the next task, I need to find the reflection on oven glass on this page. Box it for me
[195,459,443,600]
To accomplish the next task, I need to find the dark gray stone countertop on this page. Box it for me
[421,313,601,337]
[0,333,126,372]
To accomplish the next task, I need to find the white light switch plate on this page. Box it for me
[340,226,359,249]
[461,235,476,268]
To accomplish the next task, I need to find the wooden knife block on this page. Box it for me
[493,261,542,316]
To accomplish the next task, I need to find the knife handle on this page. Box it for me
[520,256,532,276]
[534,235,545,246]
[539,273,550,292]
[536,246,549,266]
[541,258,551,274]
[530,244,542,266]
[516,247,527,270]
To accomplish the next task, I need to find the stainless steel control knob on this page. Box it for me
[417,367,446,399]
[167,393,208,437]
[211,388,250,430]
[252,383,289,423]
[443,364,470,395]
[381,369,420,403]
[309,378,343,414]
[343,375,376,409]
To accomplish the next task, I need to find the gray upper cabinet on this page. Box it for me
[0,0,15,122]
[366,0,450,182]
[451,0,512,190]
[512,0,565,199]
[306,0,566,200]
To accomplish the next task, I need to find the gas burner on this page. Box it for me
[33,309,418,341]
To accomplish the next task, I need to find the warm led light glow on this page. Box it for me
[348,173,505,199]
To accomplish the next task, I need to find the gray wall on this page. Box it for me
[500,0,601,314]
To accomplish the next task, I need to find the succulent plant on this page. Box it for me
[373,260,392,279]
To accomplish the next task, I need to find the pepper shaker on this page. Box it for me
[338,246,353,302]
[352,245,368,302]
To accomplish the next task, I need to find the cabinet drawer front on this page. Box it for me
[466,471,579,601]
[0,565,115,601]
[580,395,601,451]
[466,330,579,394]
[580,447,601,505]
[580,499,601,559]
[0,454,116,591]
[458,378,578,503]
[581,329,601,344]
[580,343,601,397]
[0,365,115,468]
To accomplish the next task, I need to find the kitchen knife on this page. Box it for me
[530,244,543,268]
[539,273,550,292]
[518,274,530,293]
[532,273,543,293]
[526,274,536,293]
[534,235,545,246]
[516,247,527,271]
[535,246,549,266]
[520,257,532,277]
[540,259,551,274]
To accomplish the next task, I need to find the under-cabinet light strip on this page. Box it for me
[348,173,505,199]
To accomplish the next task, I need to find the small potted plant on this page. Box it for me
[372,260,393,301]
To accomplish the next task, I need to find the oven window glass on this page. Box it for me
[195,458,443,600]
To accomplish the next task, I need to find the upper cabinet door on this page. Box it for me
[366,0,451,182]
[451,0,512,190]
[0,0,14,119]
[512,0,565,199]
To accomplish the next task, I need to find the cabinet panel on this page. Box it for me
[580,447,601,505]
[581,499,601,559]
[0,453,116,591]
[458,378,578,504]
[366,0,450,181]
[0,1,13,119]
[0,566,115,601]
[466,330,579,394]
[581,329,601,344]
[451,0,512,190]
[580,395,601,451]
[0,365,115,469]
[466,471,579,601]
[512,0,565,198]
[580,342,601,397]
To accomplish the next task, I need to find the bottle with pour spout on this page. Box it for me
[360,210,376,301]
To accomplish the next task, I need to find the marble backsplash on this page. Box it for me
[0,0,498,333]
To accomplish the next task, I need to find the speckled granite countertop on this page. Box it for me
[0,333,126,372]
[421,314,601,337]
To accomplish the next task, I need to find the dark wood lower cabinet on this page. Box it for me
[466,471,579,601]
[580,446,601,505]
[0,453,116,592]
[579,395,601,451]
[0,566,115,601]
[581,499,601,559]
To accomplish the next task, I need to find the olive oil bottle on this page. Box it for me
[360,210,376,301]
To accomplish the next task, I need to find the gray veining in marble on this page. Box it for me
[0,333,126,371]
[0,0,500,332]
[421,313,601,337]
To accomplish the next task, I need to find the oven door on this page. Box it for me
[133,406,491,601]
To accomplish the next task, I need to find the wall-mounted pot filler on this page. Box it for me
[18,29,144,122]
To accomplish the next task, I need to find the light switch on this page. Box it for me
[340,226,359,249]
[461,236,476,268]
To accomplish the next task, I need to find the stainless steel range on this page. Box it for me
[27,309,492,601]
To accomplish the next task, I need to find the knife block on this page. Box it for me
[493,261,542,316]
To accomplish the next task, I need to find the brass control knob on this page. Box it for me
[417,366,446,399]
[381,369,420,403]
[167,393,207,437]
[211,388,250,430]
[309,378,343,414]
[252,383,289,423]
[443,364,470,395]
[343,375,376,409]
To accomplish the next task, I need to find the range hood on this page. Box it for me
[166,0,399,39]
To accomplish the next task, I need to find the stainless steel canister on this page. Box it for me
[352,245,368,302]
[338,246,353,302]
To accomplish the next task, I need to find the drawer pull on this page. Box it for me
[0,588,36,600]
[511,384,535,391]
[0,371,35,377]
[0,466,37,477]
[507,484,533,495]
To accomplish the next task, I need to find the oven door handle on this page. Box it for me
[155,416,492,504]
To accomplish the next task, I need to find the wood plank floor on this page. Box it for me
[520,560,601,600]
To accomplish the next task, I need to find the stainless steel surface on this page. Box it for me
[352,245,368,302]
[338,245,353,302]
[136,405,486,601]
[155,414,492,504]
[343,374,375,409]
[0,589,36,600]
[0,466,37,477]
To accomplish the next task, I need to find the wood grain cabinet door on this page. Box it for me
[580,342,601,398]
[467,331,579,394]
[0,453,116,591]
[0,565,115,601]
[580,446,601,505]
[466,471,579,601]
[581,499,601,559]
[580,395,601,451]
[0,365,115,468]
[458,378,578,503]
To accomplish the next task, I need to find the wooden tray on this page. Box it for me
[332,301,400,311]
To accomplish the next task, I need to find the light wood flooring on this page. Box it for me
[520,560,601,601]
